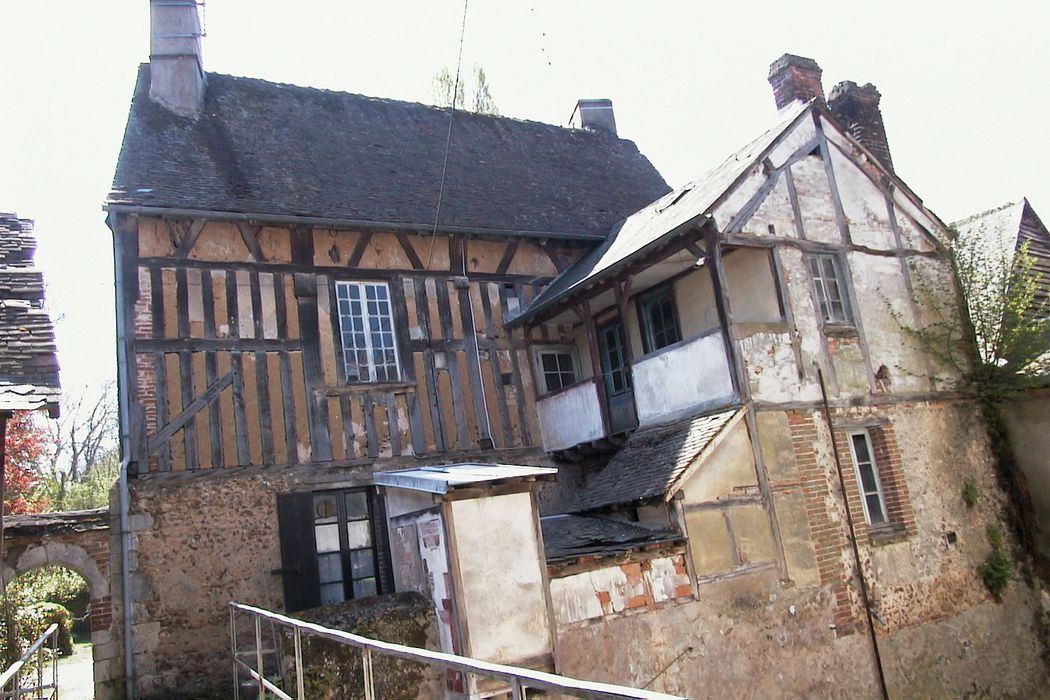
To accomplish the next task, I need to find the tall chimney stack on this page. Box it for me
[149,0,206,117]
[827,81,894,173]
[767,54,825,111]
[570,99,617,136]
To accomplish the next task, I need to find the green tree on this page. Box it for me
[432,65,499,115]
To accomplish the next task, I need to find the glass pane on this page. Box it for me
[347,520,372,549]
[321,582,345,606]
[866,495,886,524]
[851,434,871,463]
[318,552,343,584]
[366,286,377,300]
[314,495,338,523]
[315,523,341,554]
[859,464,879,494]
[354,577,378,599]
[345,491,369,520]
[350,549,375,578]
[542,354,558,372]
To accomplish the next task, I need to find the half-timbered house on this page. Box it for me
[102,3,1049,696]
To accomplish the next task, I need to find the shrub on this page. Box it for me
[978,549,1012,601]
[961,477,979,507]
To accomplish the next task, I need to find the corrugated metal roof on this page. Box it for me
[373,462,557,494]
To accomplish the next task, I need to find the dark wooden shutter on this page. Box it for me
[276,492,321,613]
[371,490,395,595]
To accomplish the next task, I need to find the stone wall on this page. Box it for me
[555,399,1050,696]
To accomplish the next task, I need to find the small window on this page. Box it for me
[638,285,682,354]
[847,430,887,525]
[533,347,579,394]
[277,488,391,613]
[808,254,851,324]
[335,282,401,383]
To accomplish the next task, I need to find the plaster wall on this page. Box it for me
[994,390,1050,565]
[632,332,733,426]
[535,379,604,451]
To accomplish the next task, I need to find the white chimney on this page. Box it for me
[149,0,206,117]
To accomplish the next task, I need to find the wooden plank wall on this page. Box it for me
[126,217,574,474]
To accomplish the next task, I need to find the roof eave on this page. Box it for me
[103,203,609,244]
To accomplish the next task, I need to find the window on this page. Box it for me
[847,430,887,526]
[276,488,392,613]
[533,347,579,394]
[335,282,401,382]
[637,285,682,354]
[598,319,631,396]
[808,254,851,324]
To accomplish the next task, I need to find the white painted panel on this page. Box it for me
[633,332,734,426]
[536,380,604,451]
[451,494,551,663]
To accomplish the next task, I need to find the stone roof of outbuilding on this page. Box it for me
[572,407,742,513]
[109,65,670,240]
[540,513,682,563]
[0,215,60,414]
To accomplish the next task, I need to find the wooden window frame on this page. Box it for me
[846,429,888,526]
[334,281,403,383]
[531,345,581,395]
[807,253,852,325]
[636,283,683,355]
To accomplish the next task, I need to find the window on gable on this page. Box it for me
[532,346,579,394]
[277,488,392,613]
[638,285,682,355]
[335,281,401,383]
[808,254,851,324]
[847,430,887,526]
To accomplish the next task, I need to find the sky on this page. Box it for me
[2,0,1048,407]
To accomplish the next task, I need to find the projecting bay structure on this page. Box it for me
[101,3,1050,698]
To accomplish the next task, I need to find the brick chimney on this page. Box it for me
[149,0,206,117]
[827,81,894,173]
[767,54,825,111]
[571,99,617,136]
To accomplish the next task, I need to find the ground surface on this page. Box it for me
[57,641,93,699]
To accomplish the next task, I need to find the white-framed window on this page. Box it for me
[808,254,851,324]
[847,429,887,525]
[532,346,580,394]
[335,281,401,383]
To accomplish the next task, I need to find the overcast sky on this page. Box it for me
[2,0,1048,404]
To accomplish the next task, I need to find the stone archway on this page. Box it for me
[2,509,114,698]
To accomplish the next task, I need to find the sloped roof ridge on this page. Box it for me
[199,67,637,143]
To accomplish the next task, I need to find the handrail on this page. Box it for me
[230,602,683,700]
[0,622,59,699]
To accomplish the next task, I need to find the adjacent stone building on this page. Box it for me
[101,4,1050,697]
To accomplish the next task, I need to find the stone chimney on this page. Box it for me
[767,54,825,111]
[149,0,206,117]
[571,99,617,136]
[827,81,894,173]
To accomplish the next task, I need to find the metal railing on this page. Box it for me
[0,623,59,699]
[230,602,683,700]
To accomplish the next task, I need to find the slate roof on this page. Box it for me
[540,513,682,563]
[0,215,60,414]
[572,407,742,513]
[511,102,810,325]
[109,65,670,240]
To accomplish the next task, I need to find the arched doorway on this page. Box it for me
[1,509,113,700]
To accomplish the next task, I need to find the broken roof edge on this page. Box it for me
[507,102,817,328]
[540,513,685,565]
[103,203,610,244]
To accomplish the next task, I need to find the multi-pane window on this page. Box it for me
[847,430,887,525]
[335,282,401,382]
[533,348,578,394]
[598,320,630,396]
[638,286,682,354]
[808,254,851,324]
[313,490,380,605]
